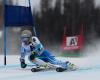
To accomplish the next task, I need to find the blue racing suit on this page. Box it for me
[20,36,68,68]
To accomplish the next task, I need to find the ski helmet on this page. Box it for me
[21,30,32,43]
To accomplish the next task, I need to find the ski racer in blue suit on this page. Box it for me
[20,30,75,70]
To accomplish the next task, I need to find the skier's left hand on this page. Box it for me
[20,59,27,68]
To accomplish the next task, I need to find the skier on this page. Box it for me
[20,30,76,71]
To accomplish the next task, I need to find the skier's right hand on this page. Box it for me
[20,59,27,68]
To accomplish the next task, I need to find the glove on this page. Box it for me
[20,59,27,68]
[29,54,35,61]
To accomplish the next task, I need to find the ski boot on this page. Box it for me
[66,61,77,71]
[56,61,77,72]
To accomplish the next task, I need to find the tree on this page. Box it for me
[63,0,81,36]
[80,0,95,42]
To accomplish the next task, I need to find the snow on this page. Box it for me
[0,55,100,80]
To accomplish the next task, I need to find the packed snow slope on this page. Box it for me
[0,55,100,80]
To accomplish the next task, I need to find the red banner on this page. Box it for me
[61,26,83,51]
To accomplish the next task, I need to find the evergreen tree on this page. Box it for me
[80,0,95,42]
[63,0,81,36]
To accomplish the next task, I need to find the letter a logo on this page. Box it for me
[66,37,78,46]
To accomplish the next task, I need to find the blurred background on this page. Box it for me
[0,0,100,56]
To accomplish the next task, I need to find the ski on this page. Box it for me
[31,63,77,72]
